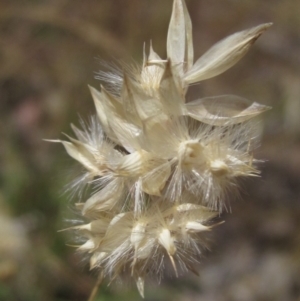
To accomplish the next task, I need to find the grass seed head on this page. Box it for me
[55,0,271,297]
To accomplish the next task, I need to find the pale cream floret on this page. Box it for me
[209,159,230,176]
[178,140,206,170]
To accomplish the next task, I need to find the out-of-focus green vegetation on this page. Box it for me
[0,0,300,300]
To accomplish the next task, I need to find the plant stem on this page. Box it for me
[87,272,104,301]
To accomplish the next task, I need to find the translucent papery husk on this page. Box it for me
[111,150,155,177]
[173,203,218,223]
[167,0,193,78]
[185,95,271,125]
[82,178,125,216]
[52,136,101,175]
[142,113,192,164]
[100,87,143,153]
[70,117,122,168]
[99,212,134,253]
[141,43,165,93]
[138,51,189,120]
[121,75,144,128]
[142,115,181,160]
[89,85,118,142]
[122,73,164,122]
[90,84,143,153]
[61,220,108,254]
[77,236,102,252]
[108,150,171,196]
[158,61,185,114]
[141,161,172,196]
[130,222,147,252]
[184,23,272,84]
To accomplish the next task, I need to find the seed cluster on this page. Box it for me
[54,0,271,297]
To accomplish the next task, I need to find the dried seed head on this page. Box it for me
[52,0,271,297]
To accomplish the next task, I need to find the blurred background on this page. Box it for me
[0,0,300,300]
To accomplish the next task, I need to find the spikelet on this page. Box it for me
[53,0,271,298]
